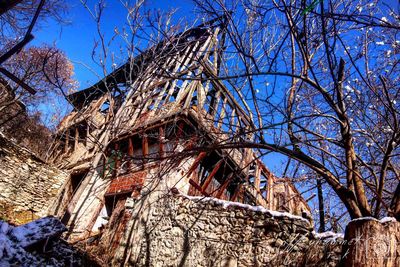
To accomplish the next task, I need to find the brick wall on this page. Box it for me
[106,171,146,195]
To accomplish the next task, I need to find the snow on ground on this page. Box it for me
[11,216,66,248]
[0,216,71,266]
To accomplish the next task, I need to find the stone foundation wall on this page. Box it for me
[0,133,69,224]
[113,192,343,266]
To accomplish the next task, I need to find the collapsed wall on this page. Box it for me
[0,132,69,224]
[112,190,343,266]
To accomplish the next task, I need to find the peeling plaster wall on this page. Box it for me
[0,133,69,223]
[63,155,196,240]
[112,192,343,267]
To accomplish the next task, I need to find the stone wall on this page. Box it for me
[112,191,343,266]
[0,133,69,224]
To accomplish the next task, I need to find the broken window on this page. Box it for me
[61,170,88,225]
[276,192,289,212]
[100,100,110,114]
[91,193,128,232]
[191,151,239,199]
[131,135,143,166]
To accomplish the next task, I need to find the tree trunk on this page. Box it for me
[317,177,325,232]
[390,182,400,221]
[341,218,399,266]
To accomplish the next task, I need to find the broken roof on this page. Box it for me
[67,15,228,110]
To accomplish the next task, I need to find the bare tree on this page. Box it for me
[0,1,75,156]
[192,0,399,222]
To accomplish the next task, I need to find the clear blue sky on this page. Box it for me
[32,0,196,90]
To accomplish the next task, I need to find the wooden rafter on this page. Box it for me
[185,152,207,177]
[215,173,234,198]
[201,159,223,192]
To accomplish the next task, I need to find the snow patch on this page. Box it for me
[313,231,344,240]
[379,217,397,223]
[179,193,310,223]
[11,216,67,248]
[350,216,397,224]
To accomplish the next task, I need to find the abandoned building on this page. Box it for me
[41,17,318,264]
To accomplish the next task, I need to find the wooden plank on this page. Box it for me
[193,34,213,61]
[183,81,198,110]
[86,123,90,147]
[64,129,69,153]
[142,133,148,163]
[209,90,221,117]
[268,172,274,209]
[229,109,236,135]
[174,71,194,105]
[151,50,183,109]
[128,137,133,169]
[185,152,207,177]
[215,173,234,198]
[197,82,205,110]
[74,126,79,151]
[114,142,120,176]
[217,97,228,129]
[162,46,193,104]
[181,41,201,71]
[152,80,171,110]
[159,126,165,157]
[231,183,242,202]
[189,179,210,197]
[201,159,223,192]
[254,162,261,191]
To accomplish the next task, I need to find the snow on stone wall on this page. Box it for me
[112,191,343,266]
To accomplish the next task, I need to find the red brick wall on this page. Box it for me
[106,171,146,195]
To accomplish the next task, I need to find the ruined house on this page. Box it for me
[47,17,312,264]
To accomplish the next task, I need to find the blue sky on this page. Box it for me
[32,0,196,90]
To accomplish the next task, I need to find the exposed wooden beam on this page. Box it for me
[254,162,261,191]
[185,152,207,177]
[114,142,120,176]
[64,129,69,154]
[142,133,148,164]
[215,173,234,198]
[159,126,165,157]
[0,67,36,94]
[267,172,274,209]
[231,184,242,202]
[128,137,133,169]
[201,159,223,192]
[85,124,90,147]
[74,127,79,151]
[189,179,210,197]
